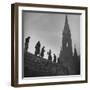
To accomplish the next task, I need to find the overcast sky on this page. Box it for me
[22,11,80,59]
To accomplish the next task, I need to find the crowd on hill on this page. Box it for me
[25,36,57,63]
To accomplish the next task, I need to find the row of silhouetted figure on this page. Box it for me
[25,36,57,63]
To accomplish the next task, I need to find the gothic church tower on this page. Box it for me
[59,15,74,74]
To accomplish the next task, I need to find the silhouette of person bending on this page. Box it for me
[53,54,56,63]
[35,41,41,56]
[25,36,30,51]
[47,49,52,61]
[40,46,45,58]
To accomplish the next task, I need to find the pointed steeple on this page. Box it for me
[65,15,68,25]
[59,14,73,74]
[63,15,70,35]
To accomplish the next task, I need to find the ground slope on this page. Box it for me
[24,52,69,77]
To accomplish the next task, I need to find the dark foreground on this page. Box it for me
[24,52,80,77]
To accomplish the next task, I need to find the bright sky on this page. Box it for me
[23,11,80,59]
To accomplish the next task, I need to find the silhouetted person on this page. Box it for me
[53,54,56,63]
[35,41,41,56]
[47,49,52,61]
[25,36,30,51]
[40,46,45,58]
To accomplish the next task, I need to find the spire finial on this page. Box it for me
[65,14,68,24]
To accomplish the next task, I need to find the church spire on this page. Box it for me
[59,14,72,63]
[59,14,73,74]
[65,15,68,25]
[63,15,71,36]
